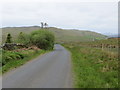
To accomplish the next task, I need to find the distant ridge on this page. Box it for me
[2,26,107,43]
[104,33,119,38]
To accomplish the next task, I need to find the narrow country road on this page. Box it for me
[2,44,72,88]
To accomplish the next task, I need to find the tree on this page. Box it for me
[44,23,48,28]
[41,22,44,28]
[5,33,12,43]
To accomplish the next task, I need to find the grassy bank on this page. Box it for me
[63,43,118,88]
[1,49,47,74]
[1,29,55,74]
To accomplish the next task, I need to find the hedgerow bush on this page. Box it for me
[17,30,55,50]
[30,30,55,50]
[17,32,31,45]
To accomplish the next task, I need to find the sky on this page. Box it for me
[0,0,118,34]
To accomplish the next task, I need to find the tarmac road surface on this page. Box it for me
[2,44,72,88]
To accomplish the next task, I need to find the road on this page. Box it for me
[2,44,72,88]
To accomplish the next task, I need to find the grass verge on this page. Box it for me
[1,50,48,74]
[63,44,118,88]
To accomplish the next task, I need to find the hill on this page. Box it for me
[1,26,107,44]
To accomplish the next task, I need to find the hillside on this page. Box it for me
[1,26,107,43]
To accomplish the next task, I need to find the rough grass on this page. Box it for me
[0,49,2,75]
[2,49,47,74]
[63,44,118,88]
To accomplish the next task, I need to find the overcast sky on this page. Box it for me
[1,0,118,34]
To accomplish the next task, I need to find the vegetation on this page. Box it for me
[15,30,55,50]
[2,26,118,88]
[2,50,25,66]
[5,33,12,43]
[1,29,55,73]
[63,39,118,88]
[2,49,46,73]
[30,30,55,50]
[68,38,119,53]
[1,26,107,44]
[17,32,29,44]
[77,38,119,47]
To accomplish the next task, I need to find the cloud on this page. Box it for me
[1,1,118,34]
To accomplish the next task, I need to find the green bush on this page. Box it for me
[30,30,55,50]
[17,32,31,45]
[5,33,12,43]
[16,30,55,50]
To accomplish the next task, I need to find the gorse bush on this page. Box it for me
[30,30,55,50]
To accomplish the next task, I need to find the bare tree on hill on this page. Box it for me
[44,23,48,28]
[41,22,44,28]
[40,22,48,29]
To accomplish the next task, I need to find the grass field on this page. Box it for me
[63,39,118,88]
